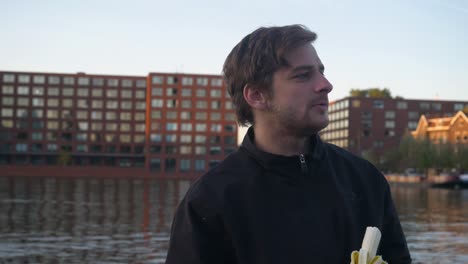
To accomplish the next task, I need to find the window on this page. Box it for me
[108,79,119,87]
[47,110,59,119]
[211,101,221,110]
[121,79,132,87]
[373,100,384,109]
[166,134,177,143]
[196,124,207,132]
[195,135,206,143]
[48,76,60,85]
[180,159,191,171]
[135,124,145,132]
[91,100,103,108]
[135,90,145,99]
[63,88,74,96]
[165,158,177,172]
[167,88,177,96]
[210,146,222,155]
[195,112,207,120]
[181,111,191,120]
[106,101,118,109]
[166,99,177,108]
[120,134,131,143]
[33,86,44,95]
[385,111,395,119]
[419,102,430,110]
[166,123,177,131]
[225,113,236,121]
[135,112,145,121]
[77,88,89,97]
[63,77,74,85]
[196,89,206,97]
[182,77,193,85]
[106,123,117,131]
[225,101,233,110]
[352,100,361,108]
[121,101,132,110]
[181,88,192,97]
[31,132,43,140]
[224,136,236,145]
[76,133,88,141]
[180,134,192,143]
[48,87,59,96]
[105,112,116,120]
[195,160,205,171]
[92,89,103,97]
[78,77,89,86]
[91,122,103,131]
[150,134,162,142]
[136,79,146,88]
[18,86,29,95]
[2,74,15,83]
[152,75,164,84]
[62,99,72,107]
[18,75,30,83]
[195,146,206,154]
[151,99,163,108]
[408,121,418,130]
[2,97,13,106]
[120,112,131,120]
[196,101,207,109]
[225,124,236,132]
[78,122,89,131]
[180,146,192,155]
[2,85,14,94]
[152,87,163,96]
[385,120,395,128]
[210,89,222,98]
[166,111,177,119]
[432,103,441,111]
[211,78,223,87]
[150,158,161,172]
[121,90,132,98]
[181,123,192,131]
[47,144,58,152]
[181,100,192,108]
[77,99,89,108]
[396,101,407,109]
[1,120,13,128]
[91,111,102,120]
[106,89,118,98]
[454,103,464,111]
[151,110,161,119]
[211,124,222,132]
[136,102,146,110]
[408,112,419,119]
[196,77,208,86]
[17,98,29,106]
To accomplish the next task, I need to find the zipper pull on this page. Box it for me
[299,154,308,174]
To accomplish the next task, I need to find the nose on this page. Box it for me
[315,74,333,94]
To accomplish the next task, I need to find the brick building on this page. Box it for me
[0,71,237,178]
[320,97,468,162]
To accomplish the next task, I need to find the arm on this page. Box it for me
[380,183,412,264]
[165,195,232,264]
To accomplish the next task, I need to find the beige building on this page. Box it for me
[411,111,468,144]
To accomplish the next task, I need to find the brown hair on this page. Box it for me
[223,25,317,126]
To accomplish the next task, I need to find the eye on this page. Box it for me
[294,72,312,80]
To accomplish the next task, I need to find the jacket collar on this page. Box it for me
[239,126,325,173]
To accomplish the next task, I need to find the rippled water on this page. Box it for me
[0,177,467,263]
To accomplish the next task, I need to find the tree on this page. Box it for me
[348,87,393,98]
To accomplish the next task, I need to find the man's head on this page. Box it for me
[223,25,333,135]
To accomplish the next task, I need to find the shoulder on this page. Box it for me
[322,142,386,185]
[183,148,261,213]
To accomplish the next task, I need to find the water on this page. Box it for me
[0,177,467,263]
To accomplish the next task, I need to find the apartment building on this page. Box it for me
[0,71,238,178]
[320,97,468,161]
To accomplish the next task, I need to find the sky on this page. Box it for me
[1,0,467,102]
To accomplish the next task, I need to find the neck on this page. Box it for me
[252,124,310,156]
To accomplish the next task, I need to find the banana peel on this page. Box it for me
[350,227,388,264]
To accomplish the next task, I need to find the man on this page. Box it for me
[166,25,411,264]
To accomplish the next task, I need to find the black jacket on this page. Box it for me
[166,128,411,264]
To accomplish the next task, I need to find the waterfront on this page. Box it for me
[0,177,467,263]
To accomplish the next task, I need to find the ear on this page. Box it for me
[243,84,268,110]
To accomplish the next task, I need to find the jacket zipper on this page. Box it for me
[299,154,308,174]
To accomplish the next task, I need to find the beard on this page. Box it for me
[266,101,328,137]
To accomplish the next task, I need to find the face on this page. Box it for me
[266,44,333,136]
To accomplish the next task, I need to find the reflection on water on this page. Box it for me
[0,177,467,263]
[0,177,192,263]
[391,185,468,263]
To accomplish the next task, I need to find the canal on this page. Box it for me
[0,177,466,263]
